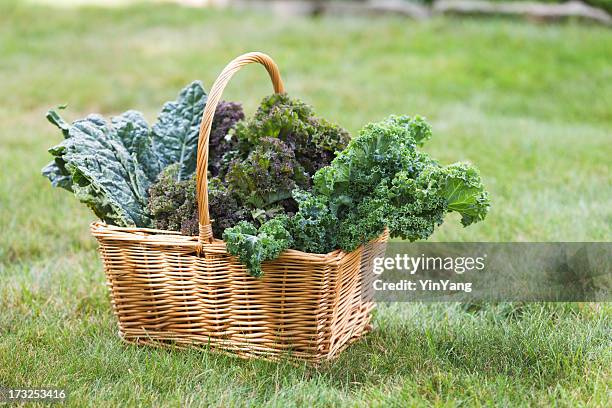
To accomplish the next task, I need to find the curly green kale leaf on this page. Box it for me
[313,115,489,250]
[376,172,447,243]
[287,190,338,254]
[313,115,433,217]
[223,217,293,277]
[420,162,491,227]
[376,162,489,242]
[335,194,388,252]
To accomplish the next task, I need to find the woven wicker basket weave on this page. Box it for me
[91,52,389,363]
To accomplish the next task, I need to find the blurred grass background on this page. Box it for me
[0,0,610,406]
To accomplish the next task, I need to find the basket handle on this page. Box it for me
[196,52,285,243]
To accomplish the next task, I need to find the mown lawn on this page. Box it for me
[1,1,610,406]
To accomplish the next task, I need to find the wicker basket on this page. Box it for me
[91,52,389,363]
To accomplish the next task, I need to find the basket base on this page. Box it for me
[117,323,373,365]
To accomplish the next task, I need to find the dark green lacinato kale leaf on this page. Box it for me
[230,93,350,176]
[46,114,152,227]
[209,101,244,177]
[42,159,73,191]
[42,81,212,227]
[223,217,293,277]
[47,108,70,137]
[42,109,74,191]
[112,110,160,182]
[151,81,208,181]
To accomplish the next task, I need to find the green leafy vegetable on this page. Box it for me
[230,93,350,176]
[146,94,350,247]
[313,115,490,251]
[149,111,489,278]
[216,94,350,227]
[287,190,338,254]
[112,110,160,182]
[223,217,293,278]
[46,114,153,227]
[209,101,244,177]
[423,163,490,227]
[151,82,208,181]
[43,81,210,227]
[42,108,75,191]
[313,115,431,210]
[46,79,490,278]
[225,137,308,217]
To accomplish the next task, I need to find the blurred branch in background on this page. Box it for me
[27,0,230,6]
[433,0,611,24]
[229,0,431,19]
[26,0,612,24]
[226,0,611,24]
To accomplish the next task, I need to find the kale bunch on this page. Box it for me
[230,93,350,176]
[224,115,490,277]
[144,98,247,237]
[215,94,350,227]
[150,112,490,278]
[225,137,309,222]
[313,115,433,214]
[209,101,244,177]
[43,82,209,227]
[148,164,198,235]
[313,115,490,251]
[148,167,250,238]
[148,94,349,240]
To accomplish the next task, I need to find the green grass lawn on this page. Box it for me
[1,1,611,406]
